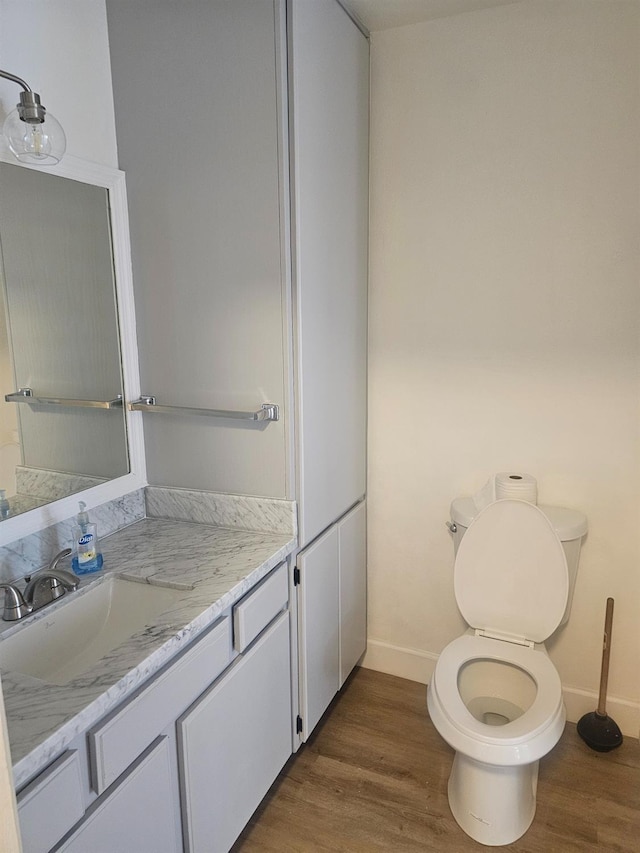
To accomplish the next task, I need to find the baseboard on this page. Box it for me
[361,638,640,740]
[361,638,438,686]
[562,685,639,740]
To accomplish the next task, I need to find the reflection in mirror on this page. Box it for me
[0,162,129,520]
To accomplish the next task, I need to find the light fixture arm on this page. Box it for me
[0,69,32,92]
[0,68,46,123]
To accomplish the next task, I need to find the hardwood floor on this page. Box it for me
[233,667,640,852]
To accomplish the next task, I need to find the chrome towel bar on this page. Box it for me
[5,388,123,409]
[128,396,279,422]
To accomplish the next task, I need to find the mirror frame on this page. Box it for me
[0,152,146,543]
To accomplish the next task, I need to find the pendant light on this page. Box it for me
[0,69,66,165]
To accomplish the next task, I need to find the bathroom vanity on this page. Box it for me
[3,518,296,853]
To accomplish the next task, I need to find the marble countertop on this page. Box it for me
[1,517,296,789]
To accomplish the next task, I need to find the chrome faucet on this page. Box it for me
[1,548,78,621]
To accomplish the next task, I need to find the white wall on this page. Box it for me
[0,0,117,167]
[365,0,640,736]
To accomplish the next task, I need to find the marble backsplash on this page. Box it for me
[0,490,146,583]
[145,487,297,536]
[0,487,297,584]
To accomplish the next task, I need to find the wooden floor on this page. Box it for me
[233,667,640,852]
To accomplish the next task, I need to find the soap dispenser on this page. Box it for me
[0,489,10,519]
[71,501,103,575]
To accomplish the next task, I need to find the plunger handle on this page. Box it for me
[596,598,614,717]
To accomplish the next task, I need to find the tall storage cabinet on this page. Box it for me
[288,0,368,738]
[107,0,368,754]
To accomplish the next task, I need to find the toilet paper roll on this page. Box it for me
[495,472,538,504]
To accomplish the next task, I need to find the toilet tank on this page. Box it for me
[450,497,588,627]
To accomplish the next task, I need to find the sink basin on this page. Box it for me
[0,577,182,685]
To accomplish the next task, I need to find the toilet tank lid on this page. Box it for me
[451,497,587,541]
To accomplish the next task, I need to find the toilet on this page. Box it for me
[427,498,587,846]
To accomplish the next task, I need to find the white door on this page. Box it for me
[338,499,367,686]
[289,0,369,546]
[297,524,340,738]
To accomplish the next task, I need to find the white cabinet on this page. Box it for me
[53,737,181,853]
[178,612,291,853]
[288,0,368,743]
[288,0,368,740]
[298,499,367,739]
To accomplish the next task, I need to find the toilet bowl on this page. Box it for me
[427,498,584,846]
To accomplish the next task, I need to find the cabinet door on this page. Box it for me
[178,612,291,853]
[289,0,369,545]
[54,736,181,853]
[338,499,367,686]
[297,524,340,738]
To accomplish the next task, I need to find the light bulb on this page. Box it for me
[3,108,66,165]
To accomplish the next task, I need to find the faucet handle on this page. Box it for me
[0,583,31,621]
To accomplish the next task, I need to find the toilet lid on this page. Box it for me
[454,499,569,644]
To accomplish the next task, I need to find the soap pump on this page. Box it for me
[71,501,103,575]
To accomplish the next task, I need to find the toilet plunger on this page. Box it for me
[576,598,623,752]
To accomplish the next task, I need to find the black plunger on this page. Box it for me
[577,597,623,752]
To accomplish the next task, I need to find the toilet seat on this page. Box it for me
[454,499,569,644]
[428,633,565,766]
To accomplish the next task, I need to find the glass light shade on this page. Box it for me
[3,108,66,165]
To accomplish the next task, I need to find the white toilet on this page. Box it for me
[427,498,587,846]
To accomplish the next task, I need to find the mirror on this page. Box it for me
[0,163,129,518]
[0,158,144,530]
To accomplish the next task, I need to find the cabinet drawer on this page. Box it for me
[89,616,231,794]
[233,562,288,652]
[17,750,84,853]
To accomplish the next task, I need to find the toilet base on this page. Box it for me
[447,752,539,846]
